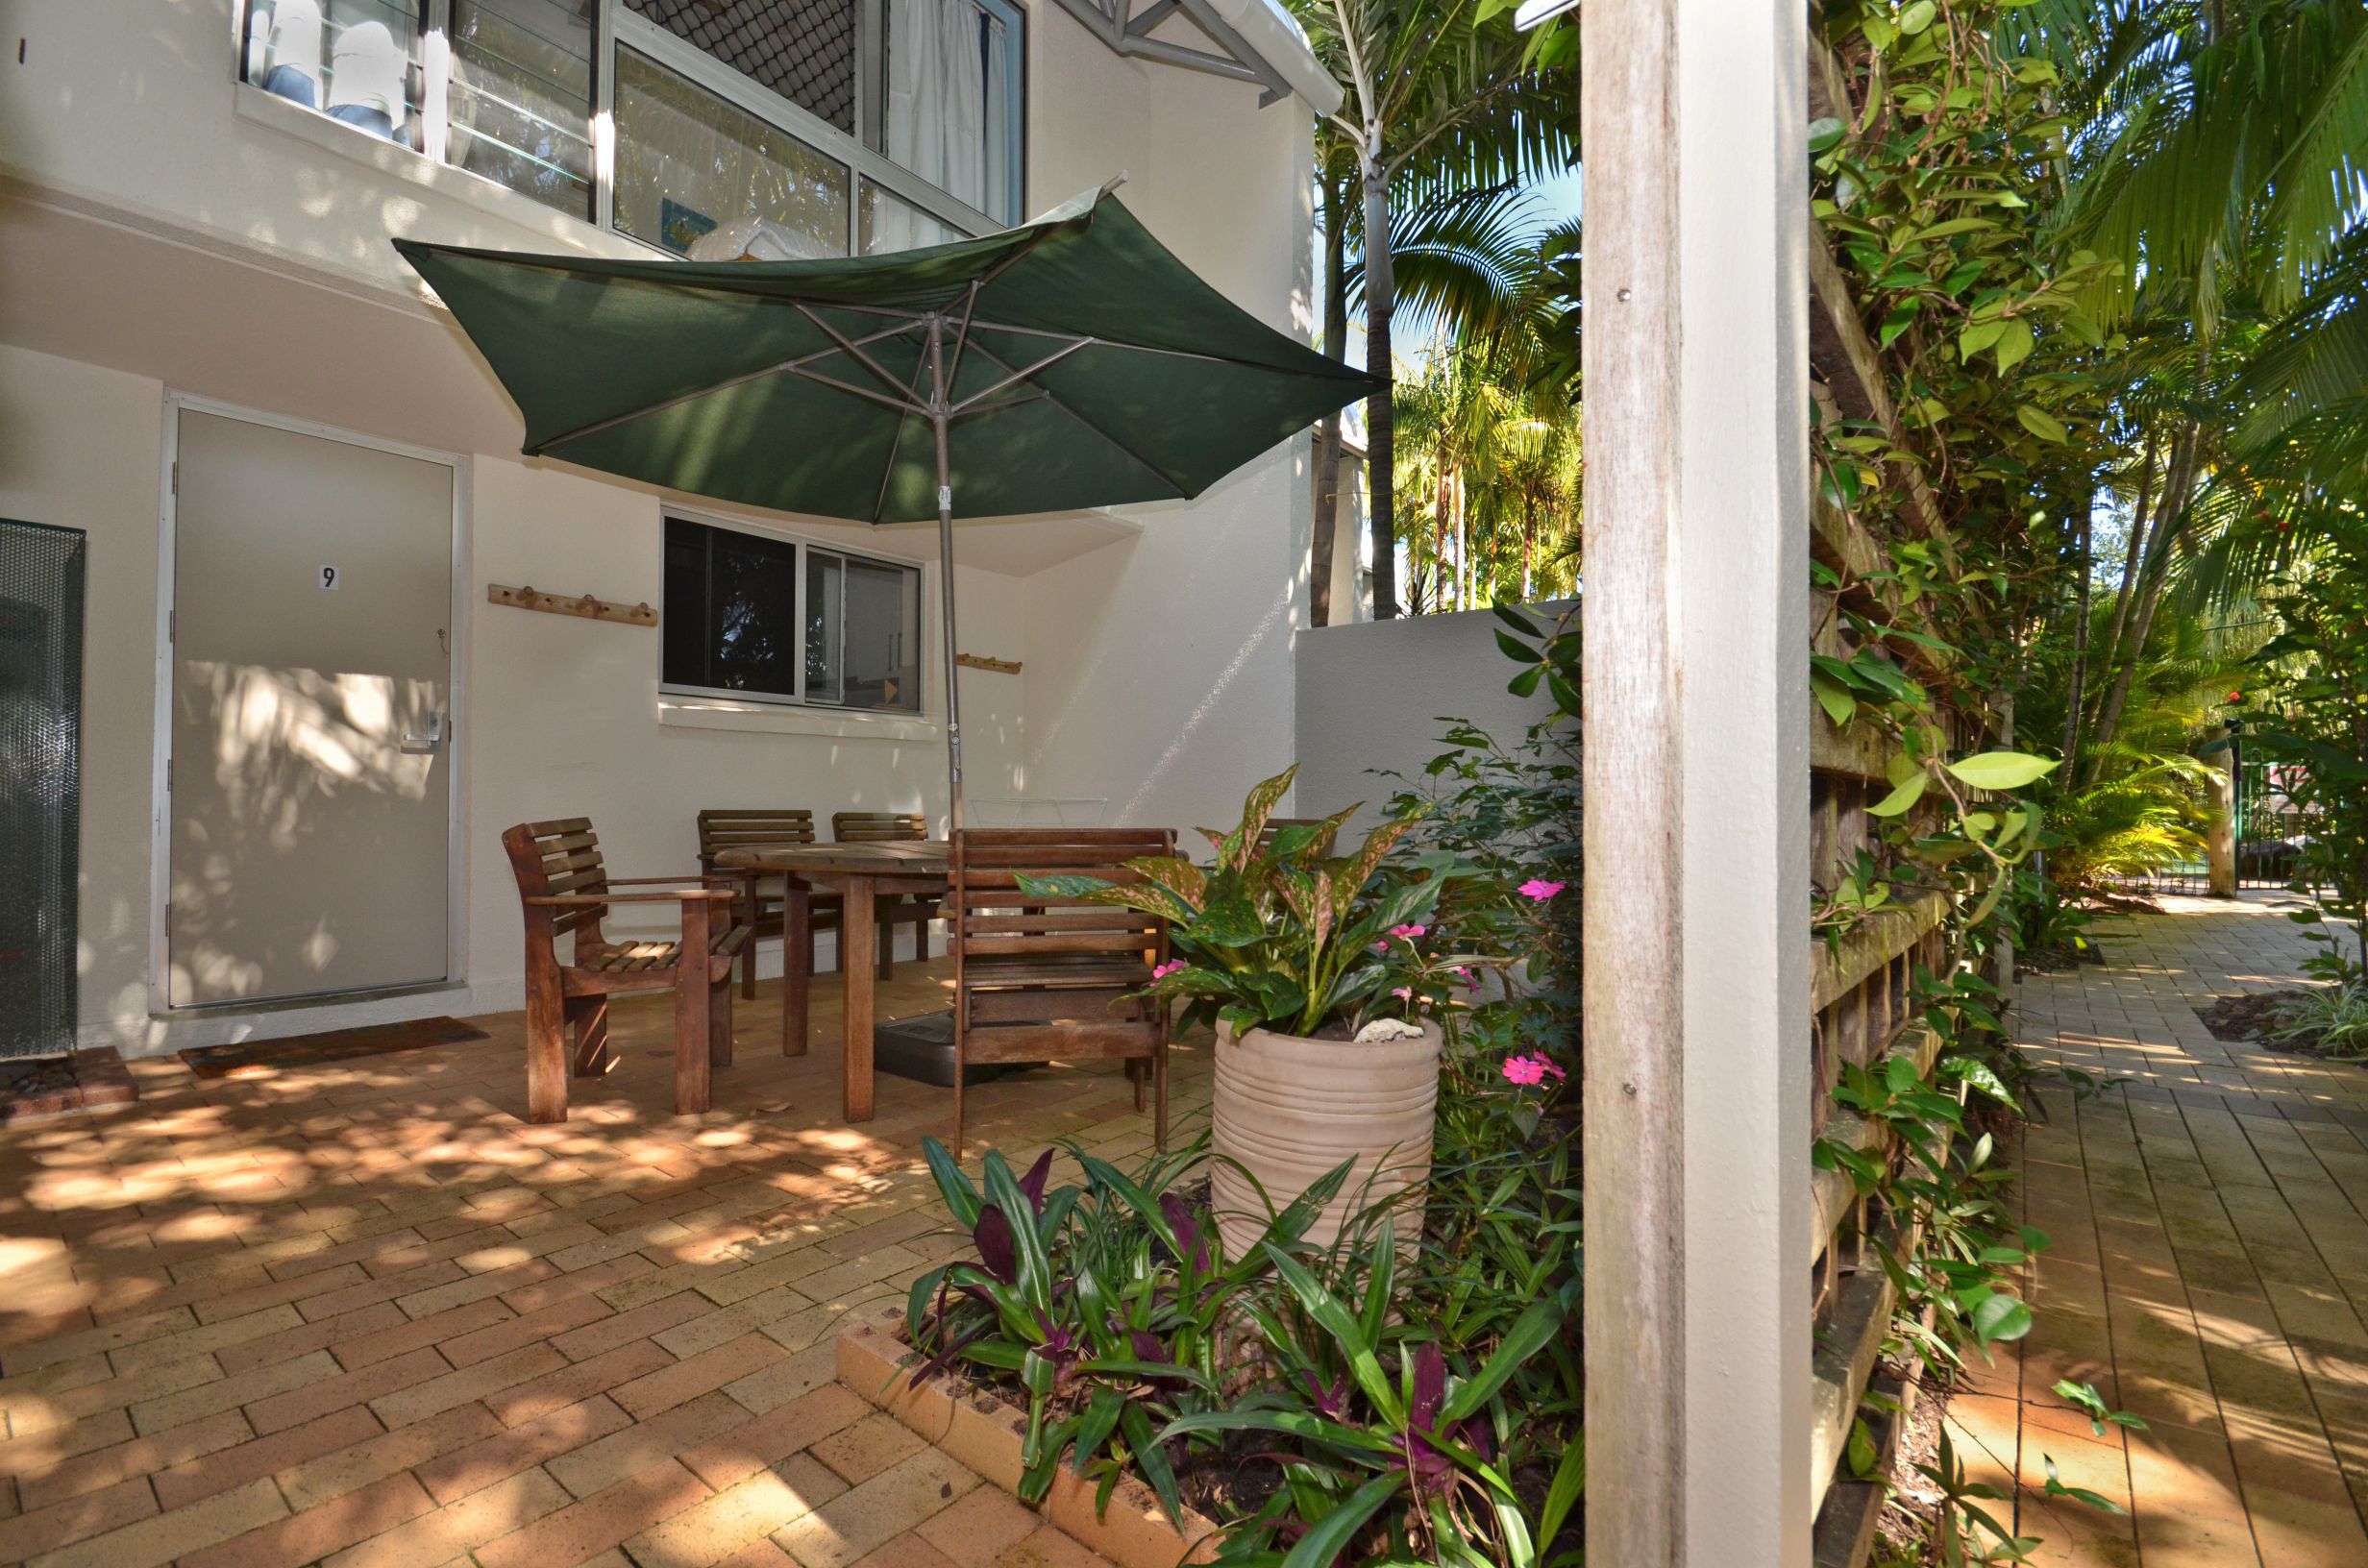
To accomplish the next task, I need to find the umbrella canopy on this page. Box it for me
[395,187,1373,824]
[394,189,1371,523]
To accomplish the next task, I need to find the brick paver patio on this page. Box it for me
[0,964,1196,1568]
[1951,892,2368,1567]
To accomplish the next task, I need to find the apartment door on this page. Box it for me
[166,406,456,1007]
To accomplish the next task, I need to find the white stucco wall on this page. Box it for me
[0,0,1320,1052]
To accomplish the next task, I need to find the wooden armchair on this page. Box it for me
[832,812,945,974]
[948,827,1175,1156]
[503,819,750,1122]
[699,809,843,999]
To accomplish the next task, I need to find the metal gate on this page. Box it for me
[0,521,85,1059]
[2235,753,2314,890]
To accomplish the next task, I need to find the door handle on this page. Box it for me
[400,711,446,754]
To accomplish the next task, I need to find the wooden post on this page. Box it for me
[1582,0,1812,1562]
[842,878,877,1121]
[674,895,713,1115]
[782,883,811,1057]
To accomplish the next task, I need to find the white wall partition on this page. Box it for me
[1293,604,1569,836]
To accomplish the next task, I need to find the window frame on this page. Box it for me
[658,511,927,717]
[235,0,1024,247]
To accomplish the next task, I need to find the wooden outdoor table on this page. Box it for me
[716,840,950,1121]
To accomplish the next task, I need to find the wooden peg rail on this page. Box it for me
[954,653,1022,674]
[487,584,658,628]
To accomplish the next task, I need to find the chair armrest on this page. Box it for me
[524,891,735,905]
[608,874,740,887]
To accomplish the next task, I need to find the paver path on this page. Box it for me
[1953,893,2368,1566]
[0,964,1165,1568]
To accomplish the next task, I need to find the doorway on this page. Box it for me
[162,403,459,1008]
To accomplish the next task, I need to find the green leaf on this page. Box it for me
[1944,751,2060,792]
[1959,319,2007,359]
[1279,1474,1403,1568]
[1812,669,1858,728]
[1992,317,2035,374]
[1260,1243,1403,1424]
[1866,772,1930,819]
[921,1138,982,1228]
[1898,1,1936,34]
[1808,116,1846,155]
[1536,1435,1585,1552]
[1442,1296,1566,1423]
[2014,404,2068,443]
[1971,1292,2034,1345]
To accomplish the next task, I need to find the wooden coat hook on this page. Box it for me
[488,583,658,627]
[955,653,1022,674]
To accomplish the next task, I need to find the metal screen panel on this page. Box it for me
[627,0,857,134]
[0,521,84,1059]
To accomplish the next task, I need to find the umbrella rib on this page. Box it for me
[528,318,920,453]
[949,338,1095,414]
[794,304,931,409]
[960,338,1192,495]
[871,336,938,524]
[783,365,925,415]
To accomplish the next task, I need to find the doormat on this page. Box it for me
[0,1047,137,1124]
[180,1017,489,1080]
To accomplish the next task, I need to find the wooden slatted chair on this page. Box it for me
[503,819,750,1123]
[1257,816,1344,857]
[949,827,1175,1156]
[698,810,845,999]
[832,812,945,975]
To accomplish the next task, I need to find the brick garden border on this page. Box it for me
[836,1306,1223,1568]
[0,1047,137,1124]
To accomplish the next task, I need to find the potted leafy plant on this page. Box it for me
[1020,766,1488,1257]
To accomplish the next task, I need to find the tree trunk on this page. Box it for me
[1522,491,1537,600]
[1440,469,1458,611]
[2060,493,2095,771]
[1311,171,1349,625]
[2094,427,2161,718]
[1362,153,1398,618]
[2089,424,2203,769]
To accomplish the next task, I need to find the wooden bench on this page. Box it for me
[948,827,1173,1155]
[502,818,749,1123]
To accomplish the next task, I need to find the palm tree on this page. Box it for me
[1290,0,1574,617]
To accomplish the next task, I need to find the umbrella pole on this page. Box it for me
[928,319,964,839]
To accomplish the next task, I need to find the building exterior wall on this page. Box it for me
[0,0,1320,1053]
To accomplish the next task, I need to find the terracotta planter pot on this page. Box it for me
[1210,1020,1443,1260]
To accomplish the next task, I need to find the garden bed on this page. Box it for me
[836,1307,1224,1568]
[2198,988,2364,1060]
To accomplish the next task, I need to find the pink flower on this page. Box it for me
[1501,1053,1567,1087]
[1373,940,1391,953]
[1453,966,1481,992]
[1150,960,1185,980]
[1392,987,1413,1003]
[1518,879,1566,902]
[1390,923,1427,942]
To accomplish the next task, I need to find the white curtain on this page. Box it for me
[883,0,990,248]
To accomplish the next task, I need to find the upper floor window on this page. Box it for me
[236,0,1021,251]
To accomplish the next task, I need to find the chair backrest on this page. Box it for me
[1257,816,1343,859]
[950,828,1174,965]
[698,809,817,873]
[502,818,609,951]
[832,811,928,844]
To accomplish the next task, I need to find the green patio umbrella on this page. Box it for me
[394,187,1373,829]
